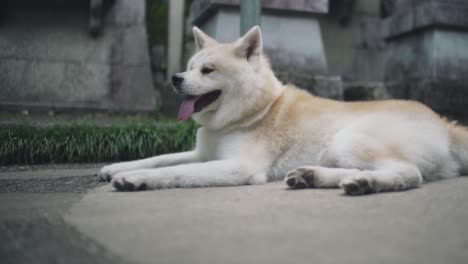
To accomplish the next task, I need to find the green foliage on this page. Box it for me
[146,0,193,45]
[0,121,198,166]
[146,0,169,45]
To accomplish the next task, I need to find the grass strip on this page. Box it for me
[0,121,197,166]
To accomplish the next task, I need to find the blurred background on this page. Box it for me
[1,0,468,165]
[1,0,467,117]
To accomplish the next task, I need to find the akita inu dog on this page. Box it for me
[99,26,468,195]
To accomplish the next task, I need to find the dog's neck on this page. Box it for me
[225,91,283,131]
[230,79,284,129]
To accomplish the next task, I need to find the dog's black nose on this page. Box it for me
[172,74,184,86]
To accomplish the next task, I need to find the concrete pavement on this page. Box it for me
[0,164,129,264]
[1,165,468,264]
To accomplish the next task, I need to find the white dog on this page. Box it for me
[99,26,468,195]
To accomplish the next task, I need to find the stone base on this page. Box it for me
[344,82,391,101]
[386,77,468,122]
[0,0,156,113]
[382,0,468,121]
[382,0,468,40]
[276,72,343,100]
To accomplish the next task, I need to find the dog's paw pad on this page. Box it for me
[98,167,118,182]
[341,177,375,196]
[285,168,316,189]
[112,178,147,192]
[112,179,124,191]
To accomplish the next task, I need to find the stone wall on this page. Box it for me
[0,0,157,113]
[382,0,468,120]
[320,0,385,83]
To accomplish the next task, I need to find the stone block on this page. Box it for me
[385,80,409,100]
[382,0,468,40]
[109,65,156,112]
[275,71,343,100]
[320,13,385,82]
[407,78,468,120]
[353,48,386,82]
[0,12,112,64]
[432,30,468,80]
[353,0,381,16]
[384,29,435,82]
[24,60,69,102]
[310,75,344,100]
[385,29,468,82]
[344,82,391,101]
[112,26,151,66]
[0,59,26,97]
[383,0,468,122]
[61,63,110,104]
[381,8,413,40]
[107,0,146,27]
[1,59,70,103]
[322,46,356,80]
[0,59,111,109]
[320,15,363,49]
[0,0,156,113]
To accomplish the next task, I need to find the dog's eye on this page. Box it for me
[201,67,214,75]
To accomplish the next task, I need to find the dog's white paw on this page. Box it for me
[285,167,316,189]
[98,163,129,182]
[339,175,375,195]
[111,174,148,192]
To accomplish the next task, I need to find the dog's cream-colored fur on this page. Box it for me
[99,26,468,195]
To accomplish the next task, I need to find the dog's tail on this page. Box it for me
[449,122,468,175]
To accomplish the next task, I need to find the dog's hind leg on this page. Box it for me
[285,166,361,189]
[286,160,423,195]
[339,160,423,195]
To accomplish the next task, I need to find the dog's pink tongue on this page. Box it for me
[178,97,197,121]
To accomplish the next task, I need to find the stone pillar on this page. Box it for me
[190,0,343,100]
[240,0,261,35]
[382,0,468,120]
[167,0,185,80]
[107,0,157,112]
[319,0,386,83]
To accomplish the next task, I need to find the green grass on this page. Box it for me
[0,121,198,166]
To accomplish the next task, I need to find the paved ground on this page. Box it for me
[0,164,129,264]
[1,165,468,264]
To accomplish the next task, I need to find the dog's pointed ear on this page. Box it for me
[234,26,263,61]
[193,26,217,50]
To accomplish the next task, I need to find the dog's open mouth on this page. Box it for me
[178,90,222,121]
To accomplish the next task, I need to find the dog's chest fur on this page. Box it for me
[194,86,340,181]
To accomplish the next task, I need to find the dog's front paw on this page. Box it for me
[285,167,316,189]
[98,163,128,182]
[340,175,375,196]
[112,176,148,192]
